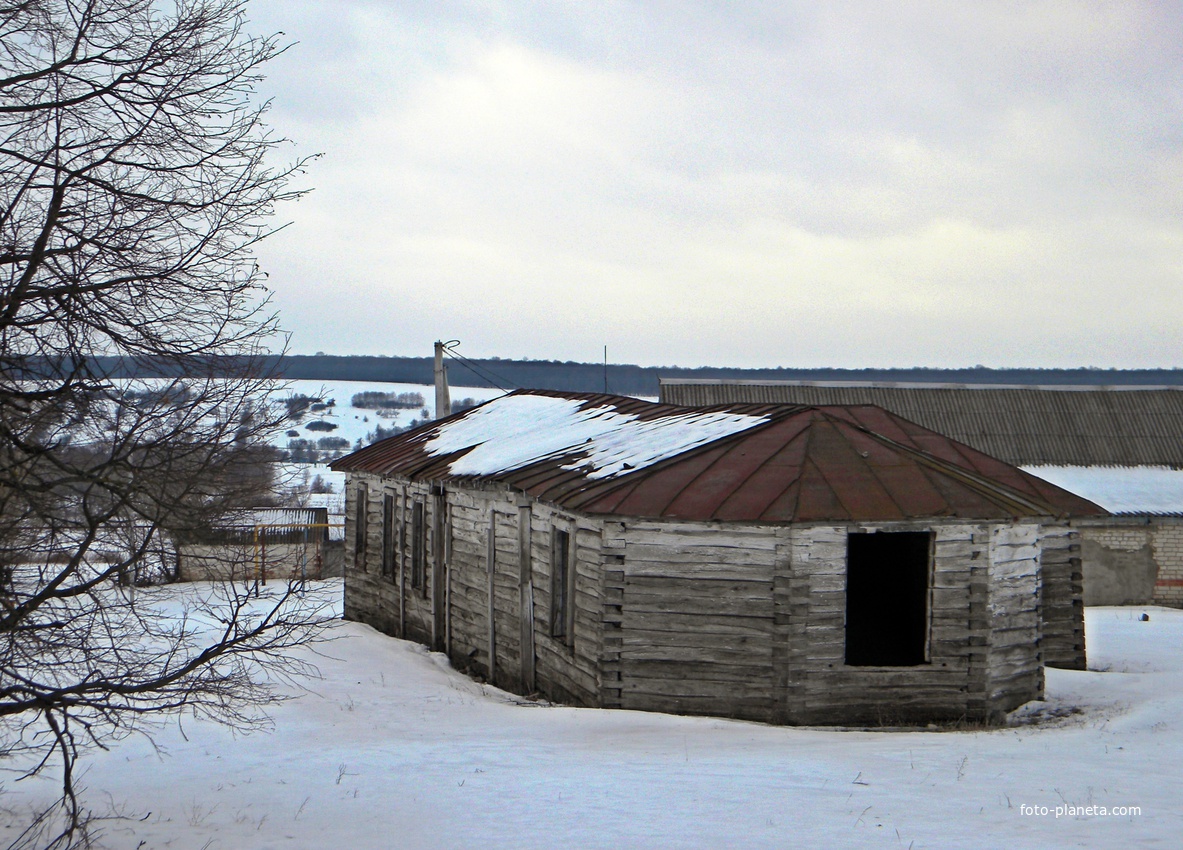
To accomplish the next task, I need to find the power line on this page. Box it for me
[442,346,518,394]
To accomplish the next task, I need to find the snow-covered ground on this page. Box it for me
[3,589,1179,849]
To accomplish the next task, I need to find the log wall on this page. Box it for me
[783,523,971,724]
[608,520,778,722]
[1037,523,1086,670]
[344,473,436,646]
[343,474,605,706]
[344,473,1059,725]
[984,524,1044,715]
[604,519,1047,725]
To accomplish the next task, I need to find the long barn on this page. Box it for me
[331,391,1104,725]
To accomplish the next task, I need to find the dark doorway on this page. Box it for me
[845,531,931,666]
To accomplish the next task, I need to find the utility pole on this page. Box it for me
[434,340,452,420]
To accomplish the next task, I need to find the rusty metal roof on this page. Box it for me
[660,379,1183,467]
[331,390,1105,522]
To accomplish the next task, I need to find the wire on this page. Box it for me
[442,346,518,394]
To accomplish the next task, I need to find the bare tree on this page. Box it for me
[0,2,325,847]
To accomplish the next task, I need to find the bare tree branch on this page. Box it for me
[0,2,324,846]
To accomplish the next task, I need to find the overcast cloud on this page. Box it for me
[245,1,1183,368]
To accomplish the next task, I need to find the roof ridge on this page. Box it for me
[816,410,1070,517]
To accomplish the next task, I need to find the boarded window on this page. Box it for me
[845,531,931,666]
[550,527,574,645]
[411,500,425,593]
[354,484,368,571]
[381,494,394,578]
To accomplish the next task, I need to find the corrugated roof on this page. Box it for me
[221,508,327,528]
[1020,465,1183,515]
[660,380,1183,467]
[332,390,1104,522]
[184,507,339,543]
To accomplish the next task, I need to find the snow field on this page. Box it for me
[3,591,1180,849]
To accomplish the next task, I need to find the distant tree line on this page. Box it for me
[47,354,1183,397]
[351,390,425,409]
[283,437,352,464]
[283,393,334,419]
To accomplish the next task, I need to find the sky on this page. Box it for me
[243,1,1183,369]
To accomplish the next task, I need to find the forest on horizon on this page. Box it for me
[80,354,1183,396]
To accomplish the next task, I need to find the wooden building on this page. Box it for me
[660,379,1183,608]
[332,391,1105,725]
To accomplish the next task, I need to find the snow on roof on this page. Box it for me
[307,492,346,515]
[423,393,770,480]
[1022,466,1183,514]
[221,508,326,528]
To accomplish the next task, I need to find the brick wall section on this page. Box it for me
[1152,521,1183,607]
[1088,528,1151,551]
[1074,517,1183,609]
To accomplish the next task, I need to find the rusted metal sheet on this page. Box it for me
[332,390,1106,522]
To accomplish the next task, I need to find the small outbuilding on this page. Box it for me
[332,391,1104,725]
[174,507,343,581]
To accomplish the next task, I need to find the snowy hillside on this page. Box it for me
[277,379,505,451]
[272,381,505,495]
[4,589,1178,849]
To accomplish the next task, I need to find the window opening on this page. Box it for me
[550,528,574,644]
[845,531,931,666]
[355,484,368,571]
[411,500,426,593]
[382,494,394,578]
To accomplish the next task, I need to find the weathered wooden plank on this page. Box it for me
[621,630,770,652]
[619,675,772,699]
[623,523,780,547]
[623,575,773,594]
[620,612,774,637]
[799,692,970,712]
[622,595,773,617]
[621,660,773,682]
[620,692,773,721]
[619,545,779,567]
[620,644,774,664]
[622,562,775,580]
[933,542,985,560]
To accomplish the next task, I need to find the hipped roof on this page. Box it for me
[332,390,1105,523]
